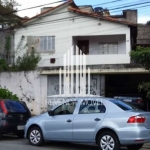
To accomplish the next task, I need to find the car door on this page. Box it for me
[44,101,77,141]
[73,100,107,141]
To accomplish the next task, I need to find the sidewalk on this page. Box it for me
[142,143,150,149]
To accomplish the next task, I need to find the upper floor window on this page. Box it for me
[99,42,118,54]
[40,36,55,52]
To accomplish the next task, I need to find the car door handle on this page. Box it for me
[94,118,101,121]
[67,119,72,123]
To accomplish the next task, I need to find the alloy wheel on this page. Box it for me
[30,129,41,145]
[100,135,115,150]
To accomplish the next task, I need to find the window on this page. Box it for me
[40,36,55,52]
[54,101,77,115]
[110,100,142,111]
[79,100,106,114]
[5,101,27,112]
[99,42,118,54]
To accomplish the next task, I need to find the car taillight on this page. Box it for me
[127,116,146,123]
[136,99,143,103]
[0,101,8,114]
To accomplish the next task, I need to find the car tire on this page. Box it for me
[127,144,143,150]
[0,131,2,139]
[98,131,120,150]
[28,127,44,146]
[17,133,24,138]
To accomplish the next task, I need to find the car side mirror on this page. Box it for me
[48,110,54,116]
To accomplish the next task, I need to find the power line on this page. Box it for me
[93,0,125,6]
[3,0,66,15]
[108,0,143,9]
[110,1,150,11]
[3,0,125,16]
[112,3,150,13]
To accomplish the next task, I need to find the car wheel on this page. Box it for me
[17,133,24,138]
[0,131,2,139]
[98,131,120,150]
[28,127,44,146]
[127,144,143,150]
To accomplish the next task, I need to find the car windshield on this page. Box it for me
[5,101,27,112]
[110,99,142,111]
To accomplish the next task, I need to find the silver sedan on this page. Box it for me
[24,97,150,150]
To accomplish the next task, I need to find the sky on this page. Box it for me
[15,0,150,24]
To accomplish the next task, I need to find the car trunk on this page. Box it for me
[6,112,29,124]
[140,112,150,129]
[3,100,30,124]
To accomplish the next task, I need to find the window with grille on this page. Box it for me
[99,42,118,54]
[40,36,55,52]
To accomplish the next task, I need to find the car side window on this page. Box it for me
[54,101,77,115]
[79,100,106,114]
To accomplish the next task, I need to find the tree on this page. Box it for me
[130,46,150,109]
[0,0,21,29]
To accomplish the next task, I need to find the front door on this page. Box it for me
[73,100,106,141]
[44,101,77,141]
[77,40,89,55]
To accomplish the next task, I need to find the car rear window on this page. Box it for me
[110,99,141,111]
[5,101,27,112]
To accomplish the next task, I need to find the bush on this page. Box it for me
[0,88,19,100]
[0,59,9,71]
[15,49,41,71]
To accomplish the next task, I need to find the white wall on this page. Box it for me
[0,71,47,115]
[14,5,131,66]
[74,35,126,54]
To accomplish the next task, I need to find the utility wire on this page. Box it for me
[110,1,150,11]
[112,4,150,13]
[2,0,66,15]
[3,0,125,16]
[93,0,125,6]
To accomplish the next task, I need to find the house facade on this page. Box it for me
[14,0,146,100]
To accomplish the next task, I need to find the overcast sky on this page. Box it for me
[16,0,150,23]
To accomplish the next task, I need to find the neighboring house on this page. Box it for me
[137,25,150,46]
[14,0,148,98]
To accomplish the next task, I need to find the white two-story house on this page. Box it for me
[14,0,143,98]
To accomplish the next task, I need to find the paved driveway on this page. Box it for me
[0,135,149,150]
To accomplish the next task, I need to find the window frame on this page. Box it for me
[40,36,55,53]
[99,42,118,54]
[53,101,77,116]
[78,100,106,114]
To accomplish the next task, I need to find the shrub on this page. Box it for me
[0,88,19,100]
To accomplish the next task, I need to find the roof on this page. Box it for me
[68,7,137,26]
[22,0,74,24]
[20,0,137,27]
[47,94,102,98]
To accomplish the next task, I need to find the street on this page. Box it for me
[0,135,150,150]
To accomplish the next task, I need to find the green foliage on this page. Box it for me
[0,59,9,71]
[138,82,150,99]
[0,88,19,100]
[0,35,41,72]
[0,0,21,28]
[130,46,150,70]
[131,46,150,101]
[15,48,41,71]
[4,36,11,62]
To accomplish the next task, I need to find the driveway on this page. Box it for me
[0,135,149,150]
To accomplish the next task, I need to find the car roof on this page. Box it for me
[47,94,102,98]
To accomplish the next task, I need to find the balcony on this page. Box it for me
[38,34,131,68]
